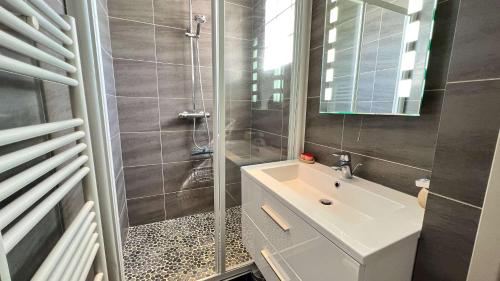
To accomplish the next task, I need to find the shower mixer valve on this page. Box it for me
[178,111,211,119]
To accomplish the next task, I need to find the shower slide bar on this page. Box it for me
[0,1,109,281]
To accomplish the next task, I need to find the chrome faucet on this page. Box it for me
[331,152,362,179]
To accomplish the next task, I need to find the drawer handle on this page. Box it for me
[261,249,289,281]
[261,205,290,232]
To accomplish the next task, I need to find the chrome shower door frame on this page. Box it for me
[211,0,312,278]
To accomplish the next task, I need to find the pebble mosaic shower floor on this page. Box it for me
[123,206,252,281]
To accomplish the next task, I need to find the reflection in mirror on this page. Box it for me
[319,0,437,115]
[251,0,295,111]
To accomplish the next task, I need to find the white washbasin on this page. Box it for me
[242,160,424,263]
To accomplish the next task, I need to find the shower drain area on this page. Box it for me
[123,206,251,281]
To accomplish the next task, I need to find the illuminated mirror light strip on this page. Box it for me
[401,51,416,71]
[324,88,333,101]
[328,28,337,44]
[327,48,335,63]
[408,0,423,14]
[325,68,334,82]
[273,79,283,89]
[405,21,420,43]
[398,80,412,97]
[330,7,338,23]
[272,93,282,102]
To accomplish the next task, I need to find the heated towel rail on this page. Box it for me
[0,1,109,280]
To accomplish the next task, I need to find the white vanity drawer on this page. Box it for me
[242,211,301,281]
[242,176,361,281]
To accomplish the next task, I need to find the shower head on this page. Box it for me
[194,15,207,37]
[194,15,207,24]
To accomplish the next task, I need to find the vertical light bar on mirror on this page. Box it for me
[401,51,416,71]
[252,84,257,92]
[405,21,420,43]
[325,68,334,82]
[324,88,333,101]
[398,79,412,97]
[408,0,423,14]
[272,93,282,102]
[252,73,257,81]
[330,7,338,23]
[327,48,335,62]
[328,28,337,43]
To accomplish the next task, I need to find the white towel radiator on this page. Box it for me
[0,1,109,280]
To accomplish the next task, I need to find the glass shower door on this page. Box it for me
[213,0,298,274]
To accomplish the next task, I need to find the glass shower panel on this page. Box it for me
[222,0,296,270]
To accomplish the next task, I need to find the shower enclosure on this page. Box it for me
[82,0,311,279]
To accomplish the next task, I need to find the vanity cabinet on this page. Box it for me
[242,176,361,281]
[241,164,420,281]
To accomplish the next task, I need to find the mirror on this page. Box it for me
[319,0,437,115]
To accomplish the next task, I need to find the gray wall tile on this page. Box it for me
[110,18,155,60]
[97,3,113,56]
[225,3,252,39]
[8,208,63,281]
[157,64,193,98]
[127,195,165,226]
[305,98,344,149]
[430,81,500,207]
[251,130,282,164]
[425,0,459,90]
[161,131,209,163]
[114,59,158,97]
[121,132,162,166]
[164,187,214,219]
[229,101,252,130]
[115,169,127,211]
[119,204,129,244]
[155,26,212,67]
[310,0,325,49]
[109,0,153,23]
[117,97,160,132]
[342,91,443,170]
[447,0,500,82]
[413,194,481,281]
[111,133,123,176]
[163,160,213,193]
[252,109,282,135]
[153,0,189,29]
[102,52,116,95]
[124,164,164,198]
[106,94,120,137]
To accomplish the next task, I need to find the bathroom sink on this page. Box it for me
[241,160,424,263]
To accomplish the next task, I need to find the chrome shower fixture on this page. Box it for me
[194,15,206,36]
[186,14,207,38]
[194,14,207,24]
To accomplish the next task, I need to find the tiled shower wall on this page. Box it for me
[94,0,129,243]
[306,0,500,280]
[107,0,254,226]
